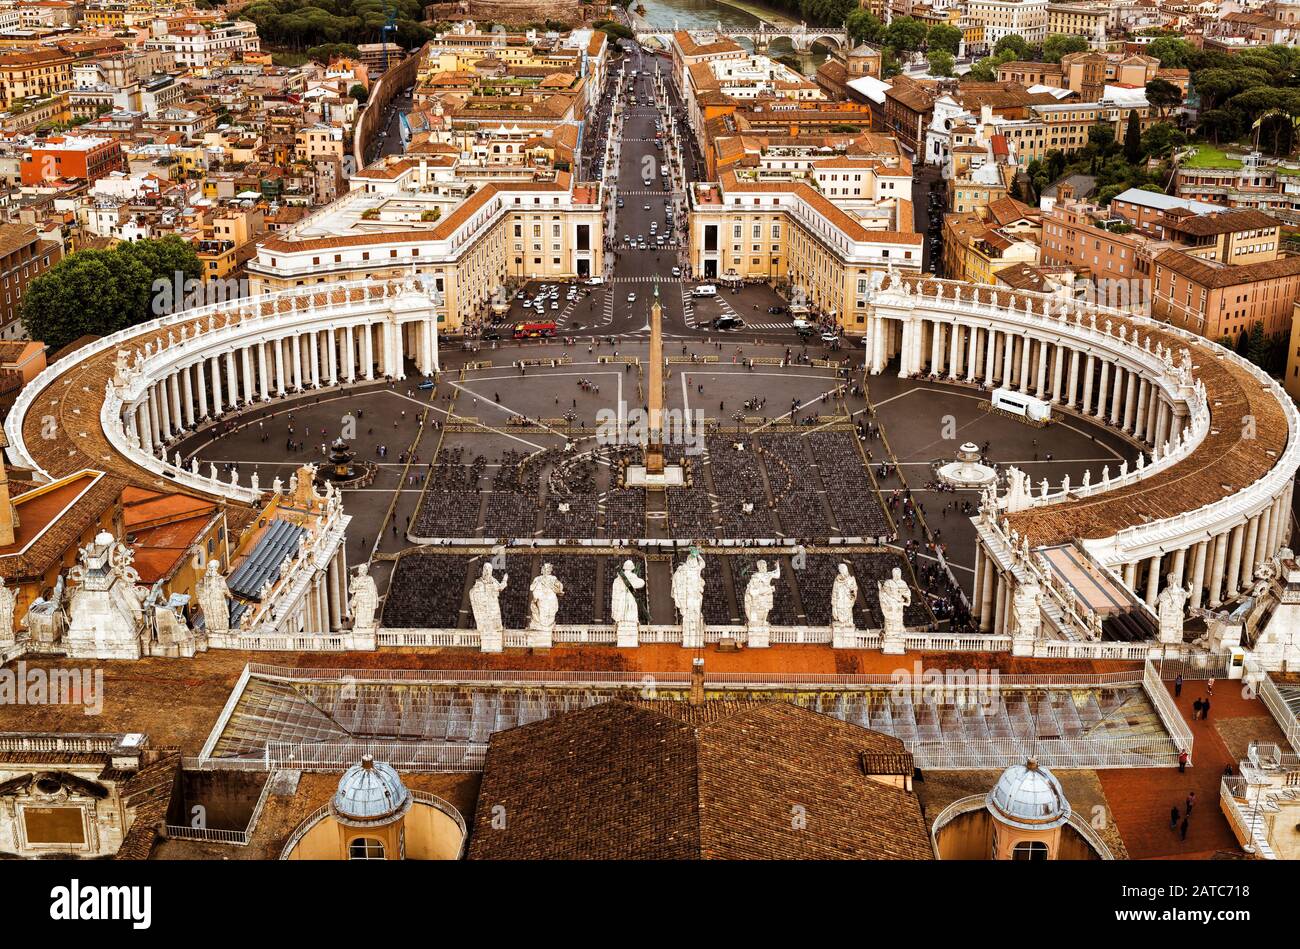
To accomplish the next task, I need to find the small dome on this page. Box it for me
[331,756,411,824]
[986,758,1070,829]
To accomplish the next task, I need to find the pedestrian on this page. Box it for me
[1202,697,1211,720]
[1174,673,1183,697]
[1180,816,1189,841]
[1178,748,1188,773]
[1192,697,1203,720]
[1170,805,1180,830]
[1206,677,1215,696]
[1186,791,1196,815]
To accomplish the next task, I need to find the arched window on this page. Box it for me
[348,837,385,860]
[1012,840,1049,861]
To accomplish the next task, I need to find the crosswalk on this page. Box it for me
[681,285,697,328]
[608,275,685,283]
[599,287,615,327]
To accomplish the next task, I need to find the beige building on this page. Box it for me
[688,169,922,335]
[247,157,604,334]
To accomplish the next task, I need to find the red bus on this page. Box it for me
[513,320,557,339]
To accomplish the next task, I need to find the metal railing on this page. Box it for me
[1144,659,1194,762]
[265,740,486,772]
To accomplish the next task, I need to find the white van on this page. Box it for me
[992,387,1052,422]
[692,284,717,298]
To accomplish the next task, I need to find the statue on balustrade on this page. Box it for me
[349,563,379,634]
[470,562,508,651]
[671,549,706,648]
[744,559,781,647]
[830,563,858,647]
[197,560,232,635]
[1011,580,1041,655]
[611,558,645,647]
[528,562,564,647]
[1156,573,1190,645]
[878,566,911,654]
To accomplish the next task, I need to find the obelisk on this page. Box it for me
[646,282,665,475]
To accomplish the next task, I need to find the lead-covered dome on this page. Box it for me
[986,758,1070,830]
[331,755,412,824]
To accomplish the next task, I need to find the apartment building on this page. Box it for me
[0,223,61,338]
[0,49,73,108]
[1046,2,1108,39]
[246,157,604,333]
[966,0,1049,46]
[688,171,922,334]
[144,21,261,69]
[20,135,126,186]
[1151,250,1300,340]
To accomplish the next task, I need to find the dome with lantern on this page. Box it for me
[986,758,1070,830]
[330,755,412,825]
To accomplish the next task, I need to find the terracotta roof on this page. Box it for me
[1154,248,1300,288]
[469,698,931,860]
[1162,208,1280,238]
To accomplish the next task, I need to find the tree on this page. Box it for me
[1123,110,1142,165]
[880,46,902,79]
[927,49,954,77]
[1246,320,1271,370]
[845,9,884,45]
[926,23,962,56]
[21,238,200,352]
[1146,37,1194,68]
[1144,77,1182,119]
[966,57,998,82]
[993,34,1029,60]
[1088,121,1116,154]
[349,83,368,104]
[884,16,928,53]
[1042,34,1089,64]
[1140,121,1185,158]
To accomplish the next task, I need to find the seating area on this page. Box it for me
[411,491,483,538]
[382,553,471,628]
[480,492,539,539]
[804,432,890,539]
[602,488,646,539]
[540,494,599,538]
[545,554,599,625]
[666,487,717,537]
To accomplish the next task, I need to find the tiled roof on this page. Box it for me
[1154,248,1300,288]
[469,698,931,860]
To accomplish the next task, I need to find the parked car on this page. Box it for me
[714,316,744,330]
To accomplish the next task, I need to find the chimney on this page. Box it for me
[689,657,705,706]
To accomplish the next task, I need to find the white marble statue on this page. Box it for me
[611,558,645,647]
[0,576,15,645]
[671,549,706,649]
[744,559,780,648]
[830,563,858,648]
[1011,581,1041,655]
[878,566,911,654]
[527,563,563,648]
[197,560,231,635]
[1156,573,1190,645]
[470,562,508,652]
[349,563,379,633]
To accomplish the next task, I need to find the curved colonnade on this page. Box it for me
[864,276,1299,641]
[4,274,1297,651]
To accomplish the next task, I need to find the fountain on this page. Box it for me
[317,437,372,487]
[936,442,997,488]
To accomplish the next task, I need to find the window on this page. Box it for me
[1012,841,1049,861]
[348,837,386,860]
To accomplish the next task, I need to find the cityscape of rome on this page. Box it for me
[0,0,1295,923]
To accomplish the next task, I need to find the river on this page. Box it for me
[633,0,830,72]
